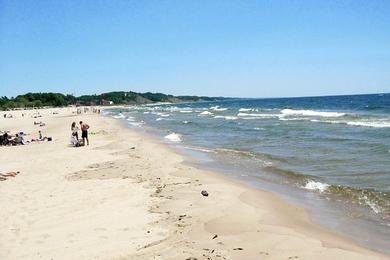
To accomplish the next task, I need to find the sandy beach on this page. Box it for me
[0,107,387,260]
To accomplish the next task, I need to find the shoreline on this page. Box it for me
[0,107,387,259]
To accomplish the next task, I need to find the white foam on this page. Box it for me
[238,112,280,118]
[303,180,329,193]
[152,112,170,117]
[164,133,182,142]
[239,108,253,112]
[156,118,163,121]
[362,195,381,214]
[128,122,144,127]
[346,121,390,128]
[180,110,193,113]
[199,111,214,115]
[310,119,390,128]
[183,146,213,153]
[281,109,346,117]
[279,117,307,121]
[214,115,238,120]
[182,120,190,124]
[126,117,135,121]
[113,113,126,119]
[210,106,228,111]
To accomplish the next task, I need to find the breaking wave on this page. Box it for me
[281,109,346,117]
[164,133,182,142]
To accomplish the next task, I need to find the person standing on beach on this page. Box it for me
[71,122,79,141]
[79,121,90,146]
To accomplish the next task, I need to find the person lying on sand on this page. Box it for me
[31,131,52,142]
[0,171,20,177]
[0,171,20,181]
[38,130,48,141]
[34,121,46,126]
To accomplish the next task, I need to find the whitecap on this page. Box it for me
[238,112,280,118]
[303,180,329,193]
[214,115,238,120]
[199,111,213,115]
[239,108,254,112]
[164,133,182,142]
[281,109,346,117]
[346,121,390,128]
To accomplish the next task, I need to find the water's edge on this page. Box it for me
[107,113,389,254]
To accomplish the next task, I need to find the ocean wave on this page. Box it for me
[309,118,390,128]
[152,112,170,117]
[113,113,126,119]
[281,109,346,117]
[128,122,144,127]
[210,106,228,111]
[164,133,182,142]
[279,117,307,121]
[213,115,238,120]
[346,121,390,128]
[183,146,213,153]
[362,195,382,214]
[239,108,254,112]
[327,185,389,216]
[303,180,330,192]
[199,111,214,115]
[238,112,280,118]
[214,148,257,158]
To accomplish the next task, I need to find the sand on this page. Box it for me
[0,107,387,260]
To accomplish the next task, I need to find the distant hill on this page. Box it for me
[0,91,225,110]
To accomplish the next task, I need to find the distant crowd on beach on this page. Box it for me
[1,107,97,148]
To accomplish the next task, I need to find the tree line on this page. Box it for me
[0,91,222,110]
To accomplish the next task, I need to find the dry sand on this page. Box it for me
[0,107,387,259]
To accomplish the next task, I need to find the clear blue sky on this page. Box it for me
[1,0,389,98]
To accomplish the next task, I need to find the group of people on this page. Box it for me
[70,121,90,147]
[0,130,51,146]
